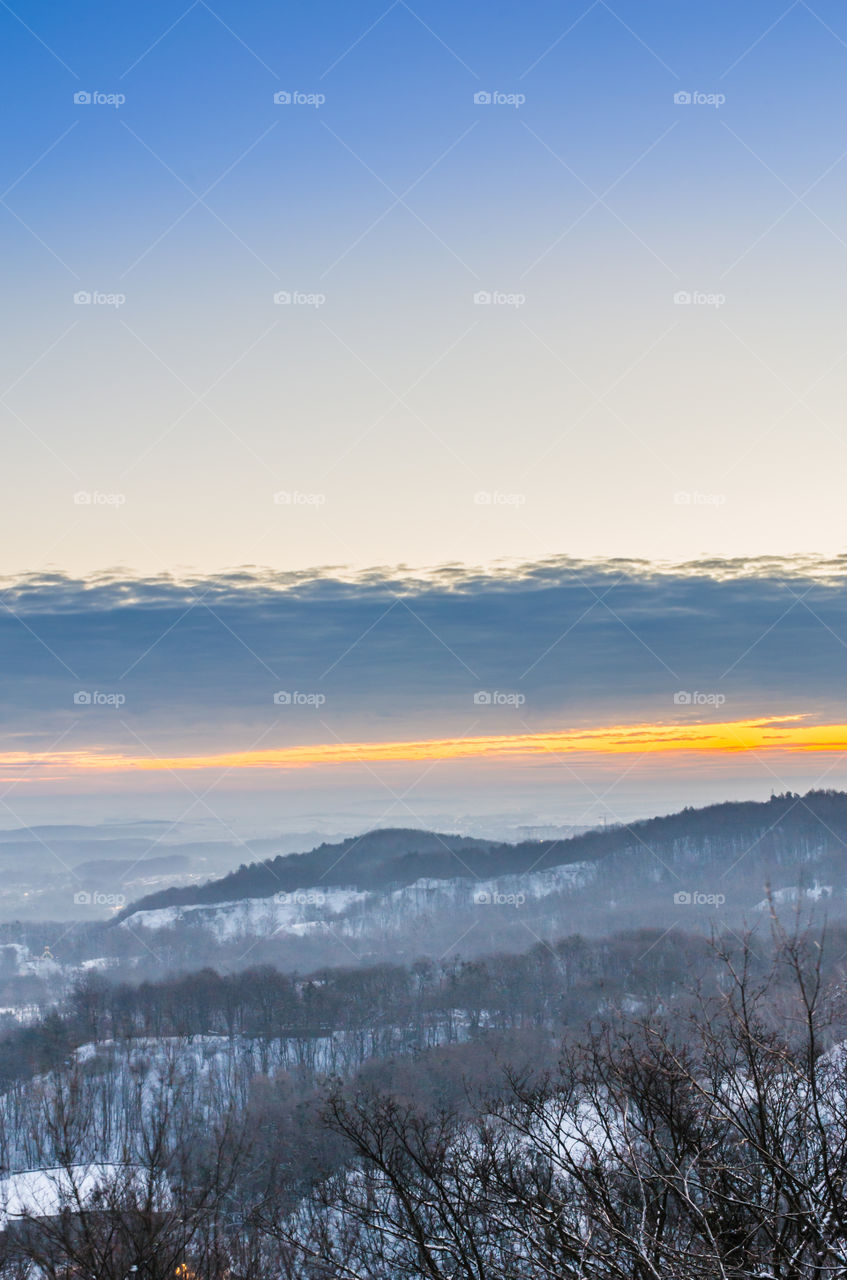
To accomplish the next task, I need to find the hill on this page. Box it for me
[119,789,847,922]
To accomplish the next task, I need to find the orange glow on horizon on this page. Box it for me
[1,714,847,775]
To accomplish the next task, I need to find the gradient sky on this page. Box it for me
[2,2,847,831]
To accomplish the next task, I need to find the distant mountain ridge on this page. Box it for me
[118,790,847,923]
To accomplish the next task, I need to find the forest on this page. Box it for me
[0,911,846,1278]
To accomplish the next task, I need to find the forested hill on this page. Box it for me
[117,790,847,920]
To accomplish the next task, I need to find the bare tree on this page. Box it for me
[270,922,847,1280]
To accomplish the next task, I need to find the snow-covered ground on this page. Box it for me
[0,941,63,979]
[120,862,598,943]
[754,882,834,912]
[0,1163,164,1228]
[121,885,371,941]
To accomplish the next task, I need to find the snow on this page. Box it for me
[67,1020,463,1085]
[121,885,370,941]
[0,942,62,979]
[0,1163,160,1227]
[0,1005,40,1024]
[121,861,598,942]
[754,883,834,912]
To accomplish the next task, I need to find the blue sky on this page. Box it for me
[3,1,847,575]
[2,2,847,826]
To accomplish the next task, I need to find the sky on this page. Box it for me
[2,1,847,833]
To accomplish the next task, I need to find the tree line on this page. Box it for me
[2,917,847,1276]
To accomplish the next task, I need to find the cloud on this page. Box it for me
[6,714,846,777]
[0,555,845,760]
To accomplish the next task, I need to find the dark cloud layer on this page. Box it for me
[1,556,846,752]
